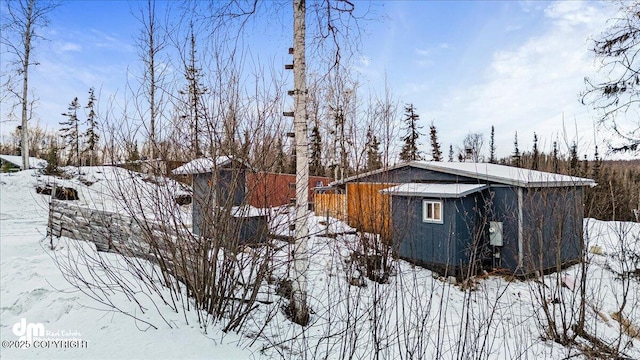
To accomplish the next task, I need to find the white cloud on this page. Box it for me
[415,48,430,57]
[544,1,599,27]
[414,44,450,68]
[519,0,546,14]
[58,42,82,52]
[430,1,617,159]
[359,55,371,67]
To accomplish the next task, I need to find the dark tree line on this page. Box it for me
[502,130,639,222]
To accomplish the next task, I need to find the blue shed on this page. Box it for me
[172,156,268,246]
[334,161,596,277]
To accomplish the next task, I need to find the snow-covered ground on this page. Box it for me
[1,167,638,359]
[0,168,254,359]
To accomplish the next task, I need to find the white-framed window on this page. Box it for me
[423,200,443,223]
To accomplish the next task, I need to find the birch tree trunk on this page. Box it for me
[290,0,310,326]
[147,0,157,161]
[20,0,33,170]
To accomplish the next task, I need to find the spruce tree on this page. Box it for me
[275,138,286,173]
[365,126,382,171]
[511,132,521,168]
[180,24,207,158]
[593,145,602,179]
[84,87,99,166]
[60,97,81,166]
[489,125,496,164]
[309,124,324,176]
[552,141,559,173]
[399,103,424,161]
[429,122,442,161]
[44,145,60,175]
[581,154,589,177]
[569,142,579,175]
[531,133,539,170]
[448,144,454,162]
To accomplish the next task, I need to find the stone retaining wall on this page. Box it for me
[47,200,178,257]
[46,200,269,286]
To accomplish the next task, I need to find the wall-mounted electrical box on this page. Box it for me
[489,221,503,246]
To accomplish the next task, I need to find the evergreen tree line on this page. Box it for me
[394,109,639,222]
[6,83,634,222]
[517,148,640,222]
[394,106,639,222]
[58,87,100,167]
[505,134,639,222]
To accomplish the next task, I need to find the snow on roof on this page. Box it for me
[172,156,235,175]
[381,183,488,198]
[333,161,596,188]
[418,162,596,188]
[0,154,47,169]
[231,205,270,218]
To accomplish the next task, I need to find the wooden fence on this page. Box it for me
[346,183,395,240]
[314,193,347,221]
[314,183,395,240]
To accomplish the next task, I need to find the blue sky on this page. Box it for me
[0,0,623,160]
[359,1,618,158]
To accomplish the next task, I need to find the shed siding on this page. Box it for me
[192,172,213,236]
[487,185,583,274]
[314,193,347,220]
[218,168,246,207]
[191,168,247,238]
[231,215,269,245]
[392,196,455,273]
[392,194,481,276]
[247,172,331,208]
[521,187,583,273]
[453,194,486,271]
[488,186,521,272]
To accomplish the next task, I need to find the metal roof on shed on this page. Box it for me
[381,183,488,198]
[419,162,595,188]
[333,161,596,188]
[172,156,236,175]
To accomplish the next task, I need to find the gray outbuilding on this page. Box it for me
[334,161,596,277]
[172,156,268,246]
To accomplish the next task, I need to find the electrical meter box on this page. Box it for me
[489,221,503,246]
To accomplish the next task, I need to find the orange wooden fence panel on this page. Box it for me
[346,183,395,240]
[314,193,347,221]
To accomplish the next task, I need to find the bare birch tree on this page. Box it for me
[288,0,310,326]
[132,0,168,161]
[1,0,59,169]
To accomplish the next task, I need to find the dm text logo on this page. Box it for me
[12,318,45,342]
